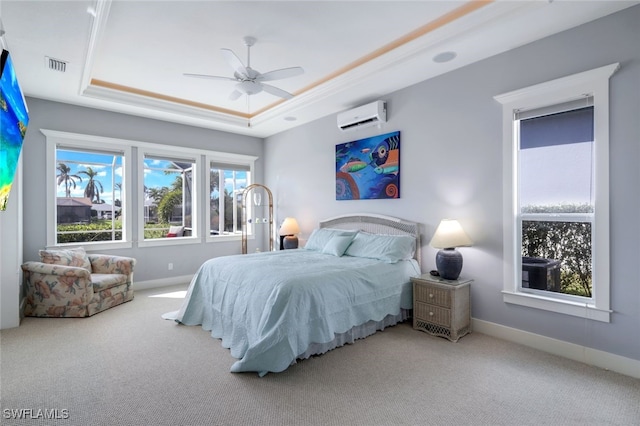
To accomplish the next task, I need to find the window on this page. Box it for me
[519,104,594,299]
[44,130,132,250]
[207,158,253,241]
[142,153,197,241]
[495,63,618,322]
[56,148,124,243]
[44,130,256,249]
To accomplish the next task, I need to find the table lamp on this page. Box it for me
[279,217,301,249]
[430,219,473,280]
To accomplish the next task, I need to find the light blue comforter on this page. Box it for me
[173,249,420,376]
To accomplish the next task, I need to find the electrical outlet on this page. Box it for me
[168,263,173,271]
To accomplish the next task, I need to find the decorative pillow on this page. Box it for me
[304,228,359,252]
[321,234,356,257]
[168,226,184,237]
[39,247,91,272]
[345,232,416,263]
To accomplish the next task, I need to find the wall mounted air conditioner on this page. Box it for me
[337,100,386,131]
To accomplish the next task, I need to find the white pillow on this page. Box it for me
[321,234,356,257]
[168,225,185,237]
[345,232,415,263]
[304,228,358,252]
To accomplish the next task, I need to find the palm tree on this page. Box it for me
[79,167,104,203]
[56,162,82,197]
[148,187,168,204]
[210,170,220,194]
[158,176,183,223]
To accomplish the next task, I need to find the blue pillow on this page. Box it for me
[344,232,415,263]
[321,234,356,257]
[304,228,358,252]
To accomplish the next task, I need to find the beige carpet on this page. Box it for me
[1,284,639,426]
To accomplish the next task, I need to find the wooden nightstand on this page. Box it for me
[411,275,472,342]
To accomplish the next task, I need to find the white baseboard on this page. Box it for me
[472,318,640,379]
[133,274,193,291]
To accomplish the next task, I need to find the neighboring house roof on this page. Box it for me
[57,197,92,207]
[91,203,115,212]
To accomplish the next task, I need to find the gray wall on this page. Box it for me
[20,99,264,282]
[264,6,640,361]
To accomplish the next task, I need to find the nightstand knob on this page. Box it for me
[429,311,434,316]
[429,293,434,299]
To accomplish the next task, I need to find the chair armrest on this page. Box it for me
[88,255,136,276]
[22,262,94,310]
[21,261,91,279]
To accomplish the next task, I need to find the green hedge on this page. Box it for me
[522,220,592,297]
[57,221,122,244]
[57,220,173,242]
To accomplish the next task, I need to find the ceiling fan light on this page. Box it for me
[237,80,263,95]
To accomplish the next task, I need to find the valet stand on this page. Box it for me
[241,184,274,254]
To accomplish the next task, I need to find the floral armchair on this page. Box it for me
[21,248,136,318]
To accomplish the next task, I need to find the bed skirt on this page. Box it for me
[163,308,412,373]
[295,308,411,363]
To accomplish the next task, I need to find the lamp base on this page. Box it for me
[435,248,463,280]
[283,235,298,250]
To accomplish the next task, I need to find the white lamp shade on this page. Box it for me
[279,217,300,236]
[430,219,473,249]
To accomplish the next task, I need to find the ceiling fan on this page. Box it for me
[184,36,304,101]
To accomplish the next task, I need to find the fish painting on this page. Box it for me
[340,157,368,173]
[335,131,400,200]
[370,134,399,175]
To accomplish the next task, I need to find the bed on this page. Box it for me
[165,214,422,376]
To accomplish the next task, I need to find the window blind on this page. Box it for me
[520,105,594,150]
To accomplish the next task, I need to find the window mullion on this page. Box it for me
[218,170,225,235]
[231,171,238,234]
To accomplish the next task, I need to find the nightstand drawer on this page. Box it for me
[414,301,451,327]
[414,284,451,308]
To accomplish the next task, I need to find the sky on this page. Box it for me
[56,150,248,205]
[56,151,177,205]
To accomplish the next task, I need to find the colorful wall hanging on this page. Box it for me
[335,131,400,200]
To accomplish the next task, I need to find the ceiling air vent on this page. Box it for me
[45,56,67,72]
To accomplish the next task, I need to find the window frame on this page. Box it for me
[518,104,595,303]
[43,129,258,250]
[137,147,201,248]
[44,129,133,251]
[205,153,257,243]
[494,63,619,322]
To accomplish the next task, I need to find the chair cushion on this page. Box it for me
[39,247,91,272]
[91,273,128,292]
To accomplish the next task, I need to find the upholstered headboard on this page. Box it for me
[319,214,421,268]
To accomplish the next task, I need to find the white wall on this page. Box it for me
[0,0,23,329]
[0,154,23,329]
[264,6,640,362]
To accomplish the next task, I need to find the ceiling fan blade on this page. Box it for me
[221,48,248,78]
[229,89,243,101]
[183,73,236,82]
[258,67,304,82]
[261,84,294,99]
